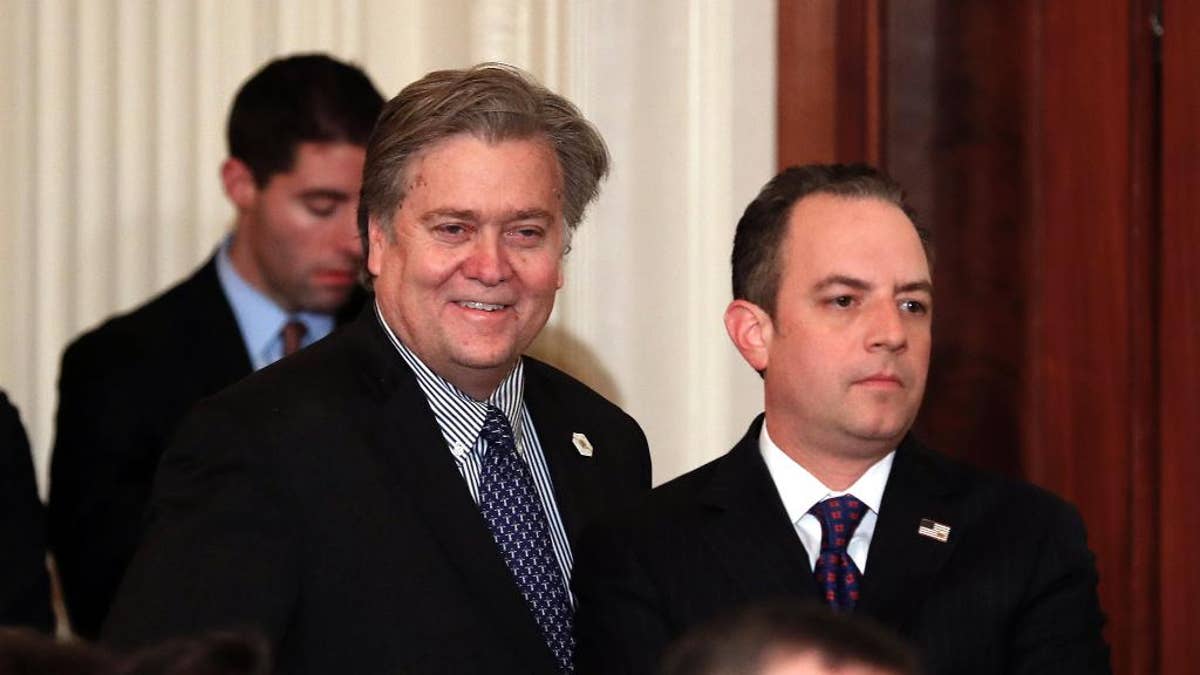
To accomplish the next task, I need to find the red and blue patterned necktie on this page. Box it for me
[477,404,575,672]
[809,495,867,611]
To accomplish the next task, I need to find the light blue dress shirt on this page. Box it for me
[214,236,335,371]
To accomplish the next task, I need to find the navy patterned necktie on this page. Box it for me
[477,404,575,672]
[809,494,867,611]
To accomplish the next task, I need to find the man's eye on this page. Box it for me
[304,199,338,218]
[507,226,545,244]
[831,295,855,308]
[899,299,928,314]
[434,223,469,238]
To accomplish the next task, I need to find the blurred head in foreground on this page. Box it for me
[659,601,920,675]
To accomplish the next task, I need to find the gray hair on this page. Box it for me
[358,62,610,262]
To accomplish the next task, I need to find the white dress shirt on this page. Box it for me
[759,420,895,573]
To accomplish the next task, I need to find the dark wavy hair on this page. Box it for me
[227,53,383,186]
[731,163,931,317]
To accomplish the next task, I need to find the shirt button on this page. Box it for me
[452,441,469,459]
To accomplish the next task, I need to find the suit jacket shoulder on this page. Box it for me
[106,311,651,675]
[51,257,368,640]
[575,416,814,675]
[861,436,1110,675]
[0,392,53,632]
[64,258,250,381]
[522,355,652,530]
[51,259,252,464]
[575,416,1110,675]
[48,258,251,638]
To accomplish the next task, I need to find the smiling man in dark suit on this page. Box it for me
[48,54,383,639]
[103,63,650,675]
[573,164,1110,675]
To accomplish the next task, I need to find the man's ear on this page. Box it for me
[724,299,773,372]
[366,218,390,277]
[220,158,258,210]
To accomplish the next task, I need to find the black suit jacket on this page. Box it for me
[0,392,53,631]
[103,310,651,675]
[48,257,362,638]
[573,416,1110,675]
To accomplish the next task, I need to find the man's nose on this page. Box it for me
[462,232,512,285]
[866,302,908,352]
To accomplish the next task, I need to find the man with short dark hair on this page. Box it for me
[48,53,383,638]
[574,164,1110,675]
[104,63,650,675]
[660,601,918,675]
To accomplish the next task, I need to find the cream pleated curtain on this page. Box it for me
[0,0,773,494]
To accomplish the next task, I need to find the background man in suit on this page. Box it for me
[573,164,1110,675]
[1,391,53,632]
[48,54,383,639]
[103,63,651,675]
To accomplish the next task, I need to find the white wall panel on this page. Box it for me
[114,0,157,309]
[193,1,223,259]
[1,0,38,423]
[154,1,196,286]
[360,0,424,95]
[533,0,773,483]
[32,0,75,476]
[1,0,774,494]
[75,0,115,326]
[684,0,741,475]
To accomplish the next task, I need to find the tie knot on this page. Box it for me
[808,495,867,551]
[281,319,308,357]
[480,405,516,454]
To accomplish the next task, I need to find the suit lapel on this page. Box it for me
[699,417,822,602]
[858,435,964,632]
[521,363,593,543]
[351,314,558,674]
[693,422,966,623]
[189,259,254,387]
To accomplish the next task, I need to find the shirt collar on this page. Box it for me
[216,235,334,369]
[759,418,895,525]
[373,301,525,452]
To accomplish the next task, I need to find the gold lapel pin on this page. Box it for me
[917,518,951,543]
[572,432,594,457]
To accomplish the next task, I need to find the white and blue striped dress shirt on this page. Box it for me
[374,304,575,598]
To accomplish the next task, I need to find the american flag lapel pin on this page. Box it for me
[572,432,594,457]
[917,518,951,543]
